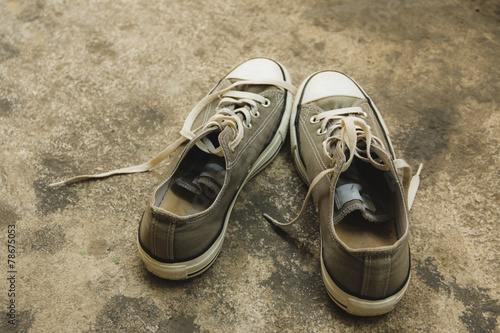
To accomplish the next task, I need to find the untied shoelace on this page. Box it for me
[50,79,297,187]
[264,106,422,227]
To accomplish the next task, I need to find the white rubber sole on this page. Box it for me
[320,249,409,316]
[138,60,294,280]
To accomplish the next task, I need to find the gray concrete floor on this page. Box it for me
[1,0,499,332]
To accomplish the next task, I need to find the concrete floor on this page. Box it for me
[1,0,499,332]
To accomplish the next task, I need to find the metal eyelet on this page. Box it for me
[262,98,271,107]
[317,128,326,135]
[310,116,320,124]
[244,122,253,129]
[252,110,260,118]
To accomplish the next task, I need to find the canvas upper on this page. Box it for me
[136,58,296,279]
[284,71,421,316]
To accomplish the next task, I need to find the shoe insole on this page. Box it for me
[335,211,397,249]
[160,183,213,216]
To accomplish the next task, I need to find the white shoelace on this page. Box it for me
[50,79,297,187]
[264,106,422,226]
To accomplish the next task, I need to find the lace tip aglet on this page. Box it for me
[416,163,423,176]
[263,213,280,226]
[48,181,66,188]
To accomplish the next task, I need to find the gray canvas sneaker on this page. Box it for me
[51,58,296,280]
[266,71,421,316]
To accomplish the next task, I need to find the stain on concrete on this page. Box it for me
[193,47,205,57]
[230,153,331,318]
[161,314,200,333]
[301,0,419,35]
[0,98,13,116]
[33,178,78,216]
[395,107,460,163]
[135,108,166,130]
[86,238,109,258]
[0,202,20,228]
[471,0,500,22]
[86,39,117,59]
[16,0,45,22]
[0,40,20,63]
[415,257,499,333]
[92,103,168,142]
[314,41,325,51]
[0,310,35,332]
[91,295,170,332]
[259,242,324,310]
[24,224,66,254]
[34,157,80,215]
[118,23,136,31]
[42,156,78,176]
[0,88,17,117]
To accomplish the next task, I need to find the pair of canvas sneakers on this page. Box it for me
[52,58,422,316]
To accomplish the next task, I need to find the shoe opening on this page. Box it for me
[156,145,226,216]
[333,159,406,250]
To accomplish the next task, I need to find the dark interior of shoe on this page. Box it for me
[158,146,226,216]
[334,161,400,249]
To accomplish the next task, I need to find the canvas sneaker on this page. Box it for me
[266,71,421,316]
[51,58,296,280]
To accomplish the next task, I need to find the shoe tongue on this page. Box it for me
[175,161,226,195]
[309,97,367,137]
[226,78,274,95]
[200,83,277,154]
[311,96,365,110]
[333,183,391,224]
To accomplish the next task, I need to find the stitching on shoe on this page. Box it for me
[230,91,281,165]
[167,221,175,261]
[360,101,387,146]
[152,214,158,257]
[382,254,391,298]
[326,165,357,255]
[165,220,170,260]
[204,99,215,126]
[299,105,328,172]
[203,79,231,125]
[228,91,283,167]
[301,106,326,170]
[170,223,176,261]
[361,253,371,296]
[361,102,385,146]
